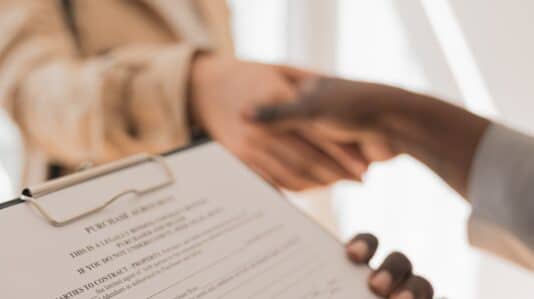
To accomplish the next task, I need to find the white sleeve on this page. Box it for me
[468,123,534,269]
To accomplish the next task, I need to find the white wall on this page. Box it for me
[448,0,534,133]
[286,0,338,72]
[0,110,21,200]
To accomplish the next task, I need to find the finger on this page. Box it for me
[275,65,317,84]
[244,77,329,128]
[249,79,321,121]
[313,121,376,143]
[246,162,278,187]
[336,143,370,179]
[242,79,305,127]
[391,275,434,299]
[272,134,354,185]
[361,138,397,162]
[245,100,317,127]
[249,147,317,191]
[369,252,413,297]
[346,233,379,264]
[299,129,369,180]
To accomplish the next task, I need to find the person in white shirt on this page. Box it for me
[249,77,534,299]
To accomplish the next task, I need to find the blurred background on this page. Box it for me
[1,0,534,297]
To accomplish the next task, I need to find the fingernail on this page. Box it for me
[353,161,367,175]
[348,240,369,261]
[392,290,414,299]
[369,271,392,295]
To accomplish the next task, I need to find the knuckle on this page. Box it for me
[387,252,412,269]
[380,251,413,282]
[351,233,379,250]
[401,275,434,299]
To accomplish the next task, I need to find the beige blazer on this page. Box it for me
[0,0,233,185]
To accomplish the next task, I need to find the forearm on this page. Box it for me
[379,91,534,267]
[381,92,490,197]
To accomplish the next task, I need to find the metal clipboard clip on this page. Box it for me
[19,154,175,227]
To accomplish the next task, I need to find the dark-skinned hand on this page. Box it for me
[346,233,434,299]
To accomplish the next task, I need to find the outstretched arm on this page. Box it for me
[250,77,534,270]
[249,77,489,197]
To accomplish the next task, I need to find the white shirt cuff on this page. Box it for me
[468,123,534,253]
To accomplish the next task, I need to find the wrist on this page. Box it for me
[188,51,215,131]
[374,89,426,154]
[379,91,490,196]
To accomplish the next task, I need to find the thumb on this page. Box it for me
[245,78,323,125]
[244,100,317,129]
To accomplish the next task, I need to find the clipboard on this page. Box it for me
[0,140,377,299]
[0,139,209,225]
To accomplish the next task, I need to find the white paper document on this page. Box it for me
[0,143,377,299]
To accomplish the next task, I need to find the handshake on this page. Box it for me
[190,55,487,197]
[189,56,491,299]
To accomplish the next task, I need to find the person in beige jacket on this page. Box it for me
[0,0,362,187]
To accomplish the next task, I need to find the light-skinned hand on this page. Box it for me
[189,56,367,190]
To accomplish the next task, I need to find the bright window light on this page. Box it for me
[0,165,13,202]
[228,0,287,63]
[421,0,498,117]
[336,0,429,91]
